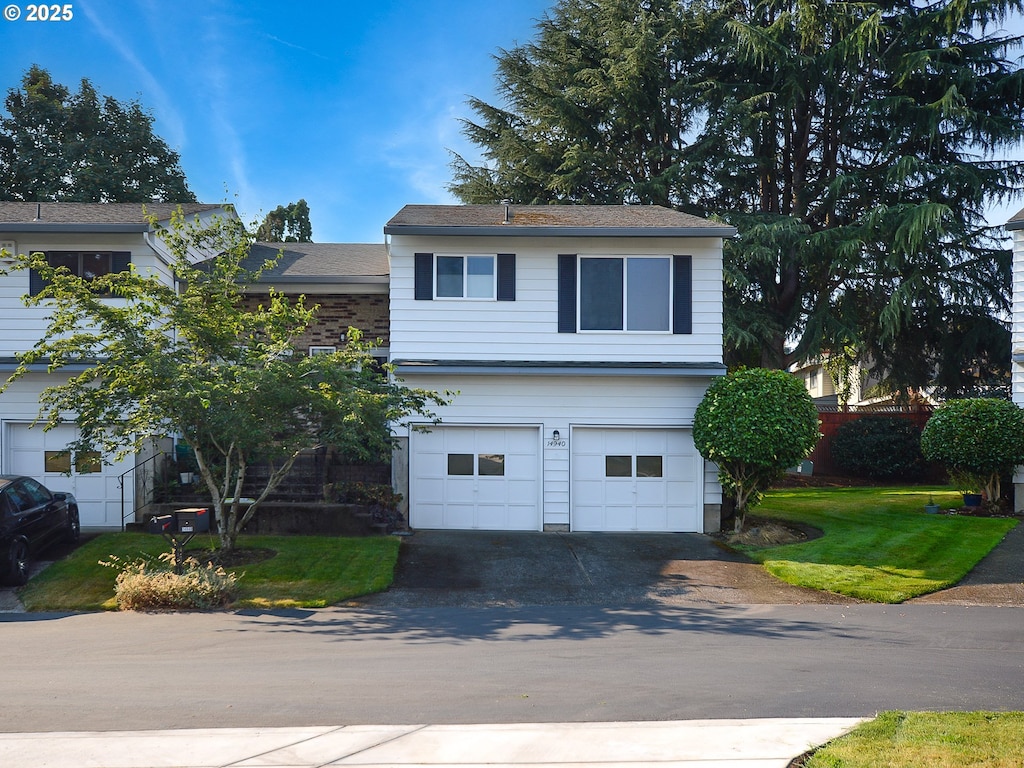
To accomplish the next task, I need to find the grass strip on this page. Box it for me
[18,532,399,611]
[744,487,1016,603]
[806,711,1024,767]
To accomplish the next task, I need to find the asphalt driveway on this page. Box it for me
[354,530,854,608]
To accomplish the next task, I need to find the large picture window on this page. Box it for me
[579,256,671,331]
[436,255,495,299]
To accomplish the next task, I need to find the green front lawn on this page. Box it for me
[807,711,1024,767]
[18,532,400,611]
[747,486,1017,602]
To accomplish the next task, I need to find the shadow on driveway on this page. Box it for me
[354,530,852,608]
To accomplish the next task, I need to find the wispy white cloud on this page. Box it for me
[77,1,187,150]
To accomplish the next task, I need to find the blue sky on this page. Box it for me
[1,0,552,242]
[2,1,1023,242]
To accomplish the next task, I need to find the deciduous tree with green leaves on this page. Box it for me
[0,65,194,203]
[693,368,820,531]
[920,398,1024,504]
[451,0,1024,393]
[2,207,446,551]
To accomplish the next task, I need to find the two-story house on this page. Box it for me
[0,202,227,529]
[385,204,735,533]
[1008,208,1024,510]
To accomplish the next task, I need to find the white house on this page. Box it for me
[1008,207,1024,511]
[0,202,228,529]
[385,204,735,533]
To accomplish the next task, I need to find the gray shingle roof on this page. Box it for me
[245,242,389,281]
[0,202,222,225]
[1007,208,1024,230]
[385,204,736,237]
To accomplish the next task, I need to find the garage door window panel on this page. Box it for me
[637,456,664,477]
[605,455,632,477]
[44,451,72,474]
[447,454,474,475]
[478,454,505,476]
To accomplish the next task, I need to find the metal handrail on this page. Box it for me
[118,451,167,531]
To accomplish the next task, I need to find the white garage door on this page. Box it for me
[411,426,540,530]
[572,428,700,532]
[5,423,134,529]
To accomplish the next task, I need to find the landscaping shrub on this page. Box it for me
[831,416,924,479]
[100,552,240,610]
[921,397,1024,503]
[694,367,820,531]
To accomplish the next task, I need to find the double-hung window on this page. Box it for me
[579,256,672,331]
[435,255,496,299]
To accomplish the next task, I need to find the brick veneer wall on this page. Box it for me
[243,293,390,352]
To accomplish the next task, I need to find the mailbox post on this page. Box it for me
[146,508,210,573]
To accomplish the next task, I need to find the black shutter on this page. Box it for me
[673,255,692,335]
[496,253,515,301]
[557,254,577,333]
[29,252,51,296]
[111,251,131,273]
[414,253,433,300]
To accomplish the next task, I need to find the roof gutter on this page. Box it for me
[383,225,738,238]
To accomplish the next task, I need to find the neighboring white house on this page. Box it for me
[385,203,735,533]
[1008,207,1024,511]
[0,202,228,529]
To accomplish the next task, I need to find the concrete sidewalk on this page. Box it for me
[0,719,864,767]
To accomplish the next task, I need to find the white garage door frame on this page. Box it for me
[409,423,543,531]
[570,425,702,532]
[3,420,134,529]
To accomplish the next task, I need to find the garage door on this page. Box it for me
[5,423,134,529]
[411,426,540,530]
[572,428,700,532]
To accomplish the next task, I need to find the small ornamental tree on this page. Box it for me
[920,398,1024,504]
[694,368,820,531]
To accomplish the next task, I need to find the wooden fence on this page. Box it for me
[807,406,934,477]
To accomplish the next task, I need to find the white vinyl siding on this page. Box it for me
[389,235,723,363]
[0,231,164,358]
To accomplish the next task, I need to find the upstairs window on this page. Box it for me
[30,251,131,296]
[559,253,691,335]
[436,255,495,299]
[414,252,516,301]
[579,256,671,331]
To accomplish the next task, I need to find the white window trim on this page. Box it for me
[433,253,497,301]
[577,254,674,334]
[308,345,337,356]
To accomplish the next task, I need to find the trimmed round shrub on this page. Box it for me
[694,368,820,529]
[920,398,1024,502]
[831,416,925,479]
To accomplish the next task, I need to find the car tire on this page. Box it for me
[66,506,81,544]
[5,539,29,587]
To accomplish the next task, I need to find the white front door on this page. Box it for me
[5,423,133,529]
[572,427,700,532]
[410,426,541,530]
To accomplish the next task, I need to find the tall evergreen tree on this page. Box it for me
[451,0,1024,394]
[0,65,195,203]
[256,199,313,242]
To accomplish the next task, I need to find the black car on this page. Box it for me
[0,475,80,586]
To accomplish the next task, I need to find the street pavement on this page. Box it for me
[1,527,1021,765]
